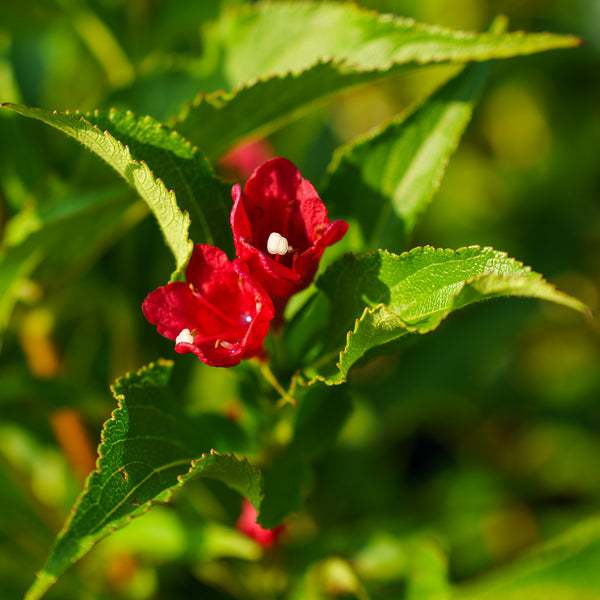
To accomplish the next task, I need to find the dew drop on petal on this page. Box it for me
[176,328,194,345]
[219,340,239,354]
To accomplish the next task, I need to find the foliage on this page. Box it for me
[0,1,598,599]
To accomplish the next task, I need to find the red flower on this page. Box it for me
[219,138,274,180]
[236,499,284,548]
[231,157,348,301]
[142,244,274,367]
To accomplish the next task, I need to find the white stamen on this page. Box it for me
[267,232,291,255]
[175,328,194,345]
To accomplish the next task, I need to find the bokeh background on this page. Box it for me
[1,0,599,598]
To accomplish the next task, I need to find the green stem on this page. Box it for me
[257,361,296,407]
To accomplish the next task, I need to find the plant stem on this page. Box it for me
[257,361,296,407]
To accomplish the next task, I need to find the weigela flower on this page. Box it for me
[219,138,274,180]
[231,157,348,300]
[142,244,274,367]
[236,499,284,548]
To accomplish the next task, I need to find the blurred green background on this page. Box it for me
[1,1,599,598]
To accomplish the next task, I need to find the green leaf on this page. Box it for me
[258,455,312,530]
[84,108,235,260]
[296,246,589,386]
[174,62,403,160]
[453,514,600,600]
[174,2,580,157]
[2,104,235,275]
[407,538,450,600]
[323,61,489,253]
[287,384,353,461]
[25,360,261,600]
[0,186,140,345]
[323,15,508,255]
[0,428,63,598]
[212,1,581,84]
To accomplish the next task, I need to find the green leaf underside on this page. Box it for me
[25,360,261,600]
[175,1,580,157]
[298,246,588,386]
[324,60,489,253]
[453,514,600,600]
[2,104,234,276]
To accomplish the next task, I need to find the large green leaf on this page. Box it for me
[174,62,391,160]
[2,104,234,275]
[323,61,489,253]
[453,514,600,600]
[212,2,581,84]
[174,1,580,157]
[25,360,261,600]
[295,246,589,386]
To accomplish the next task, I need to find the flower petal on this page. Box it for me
[143,244,274,367]
[231,157,348,302]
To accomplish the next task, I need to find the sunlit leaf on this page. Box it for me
[174,1,580,157]
[296,246,589,385]
[84,109,234,259]
[25,360,261,600]
[2,103,190,275]
[323,61,489,253]
[211,2,581,84]
[2,104,235,276]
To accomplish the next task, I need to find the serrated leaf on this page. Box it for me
[323,61,489,253]
[2,103,190,274]
[453,514,600,600]
[297,246,589,386]
[209,1,581,85]
[2,104,235,275]
[25,360,261,600]
[85,108,234,259]
[174,61,403,160]
[174,1,580,157]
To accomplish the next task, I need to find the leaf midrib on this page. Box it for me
[81,456,193,537]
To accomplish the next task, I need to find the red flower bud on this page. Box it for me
[231,157,348,301]
[236,499,284,548]
[142,244,274,367]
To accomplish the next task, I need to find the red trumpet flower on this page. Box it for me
[142,244,274,367]
[231,157,348,302]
